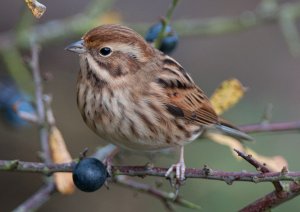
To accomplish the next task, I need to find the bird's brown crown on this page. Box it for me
[83,24,153,55]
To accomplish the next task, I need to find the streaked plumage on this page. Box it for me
[67,24,252,181]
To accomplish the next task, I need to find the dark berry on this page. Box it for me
[72,158,107,192]
[145,22,178,54]
[145,23,172,42]
[159,33,178,54]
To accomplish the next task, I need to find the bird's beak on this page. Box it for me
[65,40,86,54]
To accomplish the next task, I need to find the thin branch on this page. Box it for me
[154,0,180,48]
[115,176,201,210]
[239,120,300,134]
[234,148,300,211]
[13,182,56,212]
[29,43,44,123]
[110,165,299,184]
[29,42,52,164]
[14,41,57,212]
[234,149,283,192]
[94,146,201,210]
[0,160,74,174]
[239,182,300,212]
[1,159,300,184]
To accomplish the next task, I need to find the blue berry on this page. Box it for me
[72,158,107,192]
[145,23,172,42]
[145,22,178,54]
[0,77,35,127]
[159,33,178,54]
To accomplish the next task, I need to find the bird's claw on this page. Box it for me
[165,161,186,182]
[165,162,186,196]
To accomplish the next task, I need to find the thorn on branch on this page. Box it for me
[202,165,212,176]
[281,166,289,176]
[144,162,154,170]
[234,149,270,173]
[79,148,89,160]
[223,176,235,185]
[252,176,259,184]
[234,149,283,192]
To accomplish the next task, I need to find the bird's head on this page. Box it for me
[66,24,155,79]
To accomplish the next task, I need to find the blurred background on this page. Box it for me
[1,0,300,211]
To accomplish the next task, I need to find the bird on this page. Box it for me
[66,24,252,182]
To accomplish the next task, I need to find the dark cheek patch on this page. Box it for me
[111,65,124,77]
[96,50,127,77]
[95,58,111,71]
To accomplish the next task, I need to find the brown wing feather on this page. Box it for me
[166,86,219,125]
[156,54,219,126]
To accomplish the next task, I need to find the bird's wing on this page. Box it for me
[156,55,219,126]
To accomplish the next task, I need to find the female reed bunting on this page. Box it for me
[66,24,252,182]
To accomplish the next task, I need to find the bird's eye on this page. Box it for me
[99,47,112,56]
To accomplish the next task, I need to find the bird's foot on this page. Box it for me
[165,161,186,196]
[165,161,186,183]
[165,161,186,181]
[165,146,186,195]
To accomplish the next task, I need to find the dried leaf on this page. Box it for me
[49,127,75,195]
[99,11,122,24]
[206,134,288,172]
[205,133,245,158]
[25,0,46,18]
[245,147,288,172]
[210,78,246,115]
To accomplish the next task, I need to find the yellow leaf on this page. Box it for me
[99,11,122,24]
[210,78,246,115]
[49,127,75,195]
[25,0,46,18]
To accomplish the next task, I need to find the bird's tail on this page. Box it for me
[205,119,253,141]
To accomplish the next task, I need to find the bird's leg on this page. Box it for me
[165,146,186,182]
[102,146,120,189]
[103,146,120,177]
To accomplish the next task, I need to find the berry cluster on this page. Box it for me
[145,22,178,54]
[0,77,35,127]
